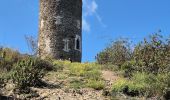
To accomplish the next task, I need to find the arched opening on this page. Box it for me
[76,38,80,50]
[75,35,81,51]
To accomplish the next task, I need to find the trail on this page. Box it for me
[102,70,119,87]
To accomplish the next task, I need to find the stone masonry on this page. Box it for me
[38,0,82,62]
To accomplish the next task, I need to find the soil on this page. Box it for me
[0,70,122,100]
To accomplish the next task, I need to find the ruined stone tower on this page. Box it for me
[38,0,82,62]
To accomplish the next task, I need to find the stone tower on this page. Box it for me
[38,0,82,62]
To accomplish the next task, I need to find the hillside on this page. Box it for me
[0,59,143,100]
[0,34,170,100]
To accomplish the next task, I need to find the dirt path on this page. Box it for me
[102,70,119,87]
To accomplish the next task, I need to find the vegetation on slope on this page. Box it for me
[96,33,170,99]
[0,32,170,99]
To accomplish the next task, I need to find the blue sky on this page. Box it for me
[0,0,170,62]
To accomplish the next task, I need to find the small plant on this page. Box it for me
[86,80,105,90]
[121,60,136,77]
[69,78,85,89]
[68,62,104,90]
[84,68,101,80]
[52,60,69,71]
[36,59,53,71]
[11,57,45,91]
[112,78,146,97]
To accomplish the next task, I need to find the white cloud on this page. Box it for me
[82,18,90,32]
[82,0,106,32]
[84,0,98,16]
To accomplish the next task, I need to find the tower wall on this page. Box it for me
[38,0,82,62]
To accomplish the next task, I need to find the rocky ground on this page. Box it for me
[1,70,119,100]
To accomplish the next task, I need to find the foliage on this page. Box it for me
[0,48,21,71]
[86,80,105,90]
[11,57,45,90]
[133,33,170,73]
[112,72,170,98]
[52,60,71,71]
[97,32,170,74]
[96,39,132,66]
[112,74,149,97]
[68,62,105,90]
[69,78,85,89]
[148,72,170,98]
[69,63,102,80]
[97,32,170,98]
[36,59,53,71]
[121,60,144,77]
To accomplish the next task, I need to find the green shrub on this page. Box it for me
[0,48,21,71]
[68,62,104,90]
[36,59,53,71]
[97,33,170,74]
[148,72,170,97]
[121,60,145,77]
[69,63,101,77]
[1,48,21,63]
[121,60,136,77]
[84,68,101,80]
[11,57,45,90]
[112,72,170,97]
[133,33,170,73]
[52,60,70,71]
[86,80,105,90]
[112,78,128,92]
[112,78,147,96]
[96,39,132,65]
[69,78,85,89]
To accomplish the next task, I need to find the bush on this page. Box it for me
[133,33,170,73]
[52,60,71,71]
[112,72,170,98]
[11,57,45,90]
[84,68,101,80]
[148,72,170,98]
[97,32,170,98]
[68,62,104,90]
[121,60,136,77]
[86,80,105,90]
[36,59,53,71]
[96,39,132,65]
[69,63,101,77]
[112,77,147,97]
[0,48,21,71]
[97,33,170,74]
[69,78,85,89]
[121,60,145,77]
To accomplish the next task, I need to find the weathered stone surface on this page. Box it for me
[38,0,82,62]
